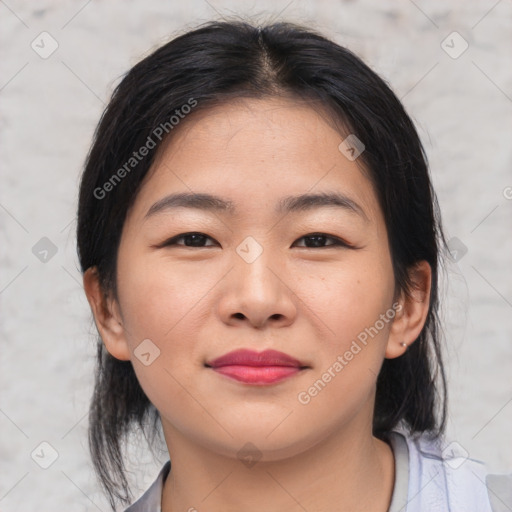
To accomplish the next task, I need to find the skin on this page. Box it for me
[84,96,431,512]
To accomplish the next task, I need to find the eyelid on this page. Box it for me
[157,232,218,248]
[293,233,354,248]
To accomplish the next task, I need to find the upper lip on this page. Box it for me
[206,349,306,368]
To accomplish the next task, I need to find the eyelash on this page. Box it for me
[160,232,354,249]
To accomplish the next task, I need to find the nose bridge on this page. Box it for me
[217,234,296,327]
[234,234,280,298]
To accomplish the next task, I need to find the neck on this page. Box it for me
[160,410,395,512]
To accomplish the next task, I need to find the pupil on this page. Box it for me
[308,236,325,247]
[186,234,204,246]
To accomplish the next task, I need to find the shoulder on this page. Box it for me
[123,460,171,512]
[389,429,512,512]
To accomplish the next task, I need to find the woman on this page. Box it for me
[77,19,511,512]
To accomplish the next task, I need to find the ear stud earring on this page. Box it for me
[400,342,407,347]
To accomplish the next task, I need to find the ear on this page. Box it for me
[385,260,432,359]
[82,266,131,361]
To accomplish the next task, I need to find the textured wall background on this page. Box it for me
[1,1,511,510]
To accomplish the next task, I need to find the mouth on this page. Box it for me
[205,349,310,385]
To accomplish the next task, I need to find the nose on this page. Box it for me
[216,249,298,329]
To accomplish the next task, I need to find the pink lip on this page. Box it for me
[206,349,307,385]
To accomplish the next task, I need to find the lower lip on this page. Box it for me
[211,365,301,385]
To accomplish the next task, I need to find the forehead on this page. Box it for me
[129,96,383,226]
[163,96,346,152]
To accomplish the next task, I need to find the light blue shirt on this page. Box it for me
[124,430,512,511]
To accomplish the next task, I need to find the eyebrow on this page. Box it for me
[143,191,369,222]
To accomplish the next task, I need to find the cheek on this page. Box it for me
[301,266,395,408]
[117,254,211,344]
[116,257,210,414]
[306,262,394,342]
[295,277,394,416]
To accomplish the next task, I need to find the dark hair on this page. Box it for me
[77,19,448,510]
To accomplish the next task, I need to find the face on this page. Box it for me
[102,97,404,460]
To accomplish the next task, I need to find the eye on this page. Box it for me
[162,232,217,248]
[293,233,352,249]
[159,232,353,249]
